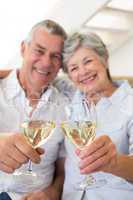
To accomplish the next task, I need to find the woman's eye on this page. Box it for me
[70,67,78,72]
[84,59,92,64]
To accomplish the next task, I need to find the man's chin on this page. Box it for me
[29,80,48,92]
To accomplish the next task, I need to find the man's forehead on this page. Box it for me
[32,28,64,52]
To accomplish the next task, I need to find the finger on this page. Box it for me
[93,143,117,173]
[79,135,110,159]
[36,147,45,155]
[1,154,21,170]
[80,149,112,174]
[79,144,108,169]
[14,135,41,163]
[0,161,14,173]
[103,143,117,170]
[78,139,105,159]
[6,145,29,164]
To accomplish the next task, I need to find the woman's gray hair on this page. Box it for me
[25,19,67,43]
[63,32,112,80]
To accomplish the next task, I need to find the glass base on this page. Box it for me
[75,176,107,190]
[9,170,44,193]
[14,170,37,177]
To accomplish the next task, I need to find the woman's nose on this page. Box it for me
[78,66,87,75]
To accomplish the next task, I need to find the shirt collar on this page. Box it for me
[1,69,55,104]
[72,80,132,107]
[107,80,132,105]
[37,85,54,105]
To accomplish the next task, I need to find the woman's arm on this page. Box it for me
[77,135,133,182]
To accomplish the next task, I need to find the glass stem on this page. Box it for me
[83,174,96,185]
[28,160,32,172]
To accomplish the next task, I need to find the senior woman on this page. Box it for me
[62,32,133,200]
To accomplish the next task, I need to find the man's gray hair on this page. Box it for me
[63,32,111,80]
[25,19,67,43]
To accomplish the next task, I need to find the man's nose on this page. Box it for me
[41,54,52,67]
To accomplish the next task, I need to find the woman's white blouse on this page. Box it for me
[62,80,133,200]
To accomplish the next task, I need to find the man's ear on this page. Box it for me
[21,41,26,57]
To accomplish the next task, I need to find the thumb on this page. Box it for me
[36,147,45,155]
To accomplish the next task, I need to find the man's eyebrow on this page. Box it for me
[36,43,46,50]
[35,43,62,56]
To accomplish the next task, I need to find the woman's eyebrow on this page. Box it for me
[68,63,78,68]
[83,56,92,61]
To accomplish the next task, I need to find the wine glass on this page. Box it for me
[10,97,59,193]
[61,98,106,190]
[21,118,55,175]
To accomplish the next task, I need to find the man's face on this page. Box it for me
[21,27,64,92]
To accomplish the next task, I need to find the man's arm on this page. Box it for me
[43,158,65,200]
[0,69,12,78]
[21,158,65,200]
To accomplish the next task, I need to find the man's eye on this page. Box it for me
[34,49,43,55]
[54,54,61,59]
[52,55,62,62]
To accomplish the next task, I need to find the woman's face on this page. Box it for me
[67,47,110,94]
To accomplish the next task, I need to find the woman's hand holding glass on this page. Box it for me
[62,92,118,190]
[76,134,117,174]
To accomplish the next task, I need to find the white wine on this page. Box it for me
[61,121,96,149]
[22,120,55,148]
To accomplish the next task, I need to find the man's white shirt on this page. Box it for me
[0,70,66,199]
